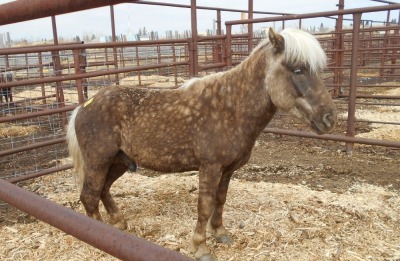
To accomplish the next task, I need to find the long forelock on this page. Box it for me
[280,28,327,73]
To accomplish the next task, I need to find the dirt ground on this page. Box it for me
[237,132,400,193]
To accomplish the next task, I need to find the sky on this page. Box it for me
[0,0,399,42]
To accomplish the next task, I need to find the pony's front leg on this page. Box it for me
[190,164,222,261]
[208,170,234,245]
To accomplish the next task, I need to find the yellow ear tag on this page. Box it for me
[84,97,94,107]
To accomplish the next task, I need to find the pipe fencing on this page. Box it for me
[0,1,399,260]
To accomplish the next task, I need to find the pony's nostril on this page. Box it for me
[323,113,333,128]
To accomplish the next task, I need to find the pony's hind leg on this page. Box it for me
[100,163,128,229]
[80,166,108,222]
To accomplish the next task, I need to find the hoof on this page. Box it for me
[216,235,233,245]
[198,253,216,261]
[112,220,127,230]
[109,211,127,230]
[110,216,127,230]
[112,219,128,230]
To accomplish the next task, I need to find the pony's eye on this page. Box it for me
[293,69,302,75]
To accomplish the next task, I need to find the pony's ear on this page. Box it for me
[268,28,284,53]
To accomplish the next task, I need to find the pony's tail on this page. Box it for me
[66,106,85,193]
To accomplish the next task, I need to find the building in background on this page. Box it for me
[0,32,11,48]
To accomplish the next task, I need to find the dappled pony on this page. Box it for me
[67,28,337,261]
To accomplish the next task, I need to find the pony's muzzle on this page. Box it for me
[323,113,335,129]
[320,109,337,133]
[310,108,337,135]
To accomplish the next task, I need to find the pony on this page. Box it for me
[67,28,337,261]
[0,71,14,103]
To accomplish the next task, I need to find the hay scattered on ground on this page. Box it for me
[378,82,400,92]
[120,75,186,87]
[352,106,400,141]
[14,85,56,101]
[1,170,399,260]
[0,124,38,138]
[341,85,400,141]
[14,85,98,104]
[11,75,185,105]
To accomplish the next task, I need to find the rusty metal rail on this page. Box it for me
[0,137,66,157]
[225,4,400,26]
[0,178,194,261]
[0,104,78,123]
[0,38,190,55]
[263,128,400,148]
[5,164,73,183]
[0,0,134,25]
[0,60,189,90]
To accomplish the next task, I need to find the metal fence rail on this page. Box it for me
[0,178,194,261]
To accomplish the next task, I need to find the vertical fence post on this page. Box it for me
[190,0,198,77]
[345,12,362,155]
[51,15,67,126]
[24,54,29,79]
[120,45,126,79]
[216,9,223,67]
[73,49,85,104]
[390,28,398,75]
[226,24,232,69]
[216,9,222,36]
[172,43,178,86]
[110,5,120,85]
[78,47,88,99]
[105,48,111,83]
[248,0,253,53]
[3,54,14,103]
[380,10,391,77]
[135,46,142,86]
[38,52,47,104]
[157,44,162,76]
[334,0,344,97]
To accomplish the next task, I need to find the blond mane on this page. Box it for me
[280,28,327,73]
